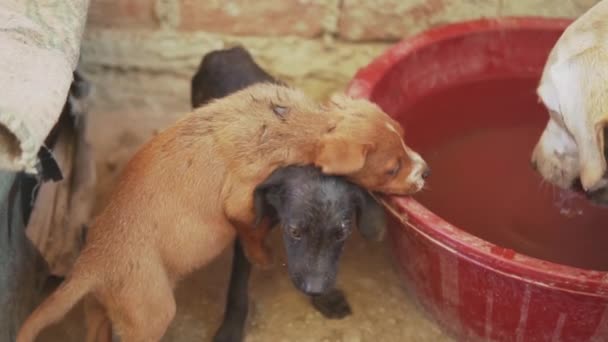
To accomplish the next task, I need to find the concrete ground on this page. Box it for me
[37,109,453,342]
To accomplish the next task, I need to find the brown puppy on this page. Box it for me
[17,83,428,342]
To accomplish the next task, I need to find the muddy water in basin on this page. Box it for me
[405,78,608,271]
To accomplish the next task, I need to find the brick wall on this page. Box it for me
[81,0,599,114]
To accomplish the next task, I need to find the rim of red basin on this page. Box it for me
[346,17,608,298]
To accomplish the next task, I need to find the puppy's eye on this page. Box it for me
[386,159,401,177]
[289,225,302,240]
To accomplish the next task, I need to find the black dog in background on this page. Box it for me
[191,46,387,342]
[191,47,282,108]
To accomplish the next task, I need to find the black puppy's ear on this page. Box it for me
[355,190,387,242]
[253,168,292,227]
[253,185,273,227]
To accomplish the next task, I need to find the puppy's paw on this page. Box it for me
[310,288,352,319]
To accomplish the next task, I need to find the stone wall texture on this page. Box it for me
[82,0,600,114]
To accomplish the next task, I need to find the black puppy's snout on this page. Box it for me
[292,272,332,295]
[302,277,330,295]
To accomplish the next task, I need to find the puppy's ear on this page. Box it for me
[315,135,372,175]
[579,120,608,191]
[253,168,291,227]
[355,190,387,242]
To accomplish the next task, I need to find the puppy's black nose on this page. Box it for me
[421,167,431,180]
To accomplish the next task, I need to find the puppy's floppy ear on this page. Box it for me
[354,190,387,242]
[579,120,608,191]
[253,168,291,227]
[315,134,372,175]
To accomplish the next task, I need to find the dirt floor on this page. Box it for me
[37,109,453,342]
[40,231,453,342]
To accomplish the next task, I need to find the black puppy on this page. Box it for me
[254,166,387,293]
[191,46,280,108]
[191,46,387,342]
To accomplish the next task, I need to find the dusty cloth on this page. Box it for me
[0,0,89,173]
[0,1,94,276]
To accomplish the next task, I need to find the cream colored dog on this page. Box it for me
[532,0,608,204]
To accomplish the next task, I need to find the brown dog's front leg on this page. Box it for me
[224,184,274,268]
[229,219,273,268]
[84,296,113,342]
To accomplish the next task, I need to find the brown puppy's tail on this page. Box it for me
[16,271,96,342]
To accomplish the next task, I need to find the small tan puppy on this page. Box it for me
[17,83,428,342]
[532,0,608,204]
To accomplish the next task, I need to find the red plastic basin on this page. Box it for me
[347,18,608,342]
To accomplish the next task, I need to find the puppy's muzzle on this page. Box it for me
[408,159,431,192]
[292,273,333,295]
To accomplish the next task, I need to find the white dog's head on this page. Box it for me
[531,0,608,205]
[531,55,608,204]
